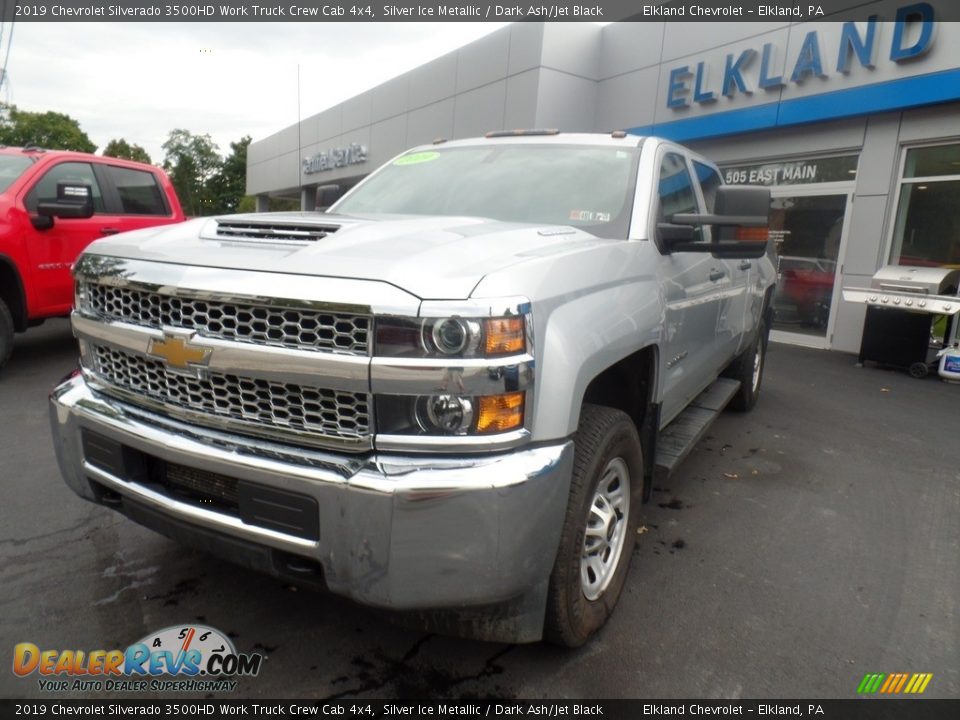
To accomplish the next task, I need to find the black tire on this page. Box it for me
[726,317,769,412]
[0,298,13,371]
[908,362,929,379]
[544,404,643,647]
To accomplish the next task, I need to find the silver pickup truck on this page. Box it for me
[50,132,775,646]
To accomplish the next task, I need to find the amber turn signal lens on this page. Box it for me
[476,392,524,434]
[484,317,525,355]
[735,226,769,242]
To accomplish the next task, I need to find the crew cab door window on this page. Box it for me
[24,162,105,213]
[693,161,722,213]
[657,152,698,220]
[104,166,169,215]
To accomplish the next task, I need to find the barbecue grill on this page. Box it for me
[842,266,960,378]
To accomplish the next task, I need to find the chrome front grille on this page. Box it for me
[92,344,370,442]
[86,283,370,356]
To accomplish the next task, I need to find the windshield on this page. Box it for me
[333,143,639,239]
[0,155,33,193]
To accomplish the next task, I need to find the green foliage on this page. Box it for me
[208,135,250,214]
[0,103,258,216]
[0,103,96,153]
[103,138,152,165]
[162,129,223,217]
[268,197,300,212]
[236,194,299,214]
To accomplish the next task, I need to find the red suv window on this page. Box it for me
[105,165,169,215]
[24,162,106,213]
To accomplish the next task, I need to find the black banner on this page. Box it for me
[8,0,960,23]
[1,699,959,719]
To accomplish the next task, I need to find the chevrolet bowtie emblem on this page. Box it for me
[147,334,212,370]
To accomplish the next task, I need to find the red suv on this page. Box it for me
[0,146,185,369]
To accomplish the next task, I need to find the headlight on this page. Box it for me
[430,317,479,355]
[417,394,474,433]
[377,391,525,436]
[375,316,526,358]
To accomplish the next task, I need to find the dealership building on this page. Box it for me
[246,3,960,353]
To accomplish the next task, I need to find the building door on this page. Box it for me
[768,188,853,349]
[721,155,860,350]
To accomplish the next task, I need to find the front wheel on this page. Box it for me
[544,404,643,647]
[726,318,768,412]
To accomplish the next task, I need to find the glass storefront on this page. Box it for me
[723,156,857,345]
[890,143,960,268]
[768,194,848,337]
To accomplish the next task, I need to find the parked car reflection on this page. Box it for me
[773,256,837,329]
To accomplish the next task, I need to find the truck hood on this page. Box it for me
[84,212,611,299]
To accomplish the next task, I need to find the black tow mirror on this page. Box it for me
[661,185,771,259]
[36,182,95,221]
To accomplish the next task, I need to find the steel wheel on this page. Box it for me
[726,314,768,412]
[751,342,763,394]
[581,457,630,601]
[544,404,643,647]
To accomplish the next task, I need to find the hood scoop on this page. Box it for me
[213,219,341,245]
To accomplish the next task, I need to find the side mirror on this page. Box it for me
[315,184,342,211]
[661,185,771,259]
[36,182,95,220]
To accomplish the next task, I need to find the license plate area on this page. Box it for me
[82,430,320,541]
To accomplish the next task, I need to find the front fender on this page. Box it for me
[531,279,662,439]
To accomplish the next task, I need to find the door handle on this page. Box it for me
[739,260,752,270]
[100,227,120,236]
[709,268,726,282]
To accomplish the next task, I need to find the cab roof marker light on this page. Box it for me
[484,129,561,139]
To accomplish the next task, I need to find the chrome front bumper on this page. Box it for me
[50,373,573,618]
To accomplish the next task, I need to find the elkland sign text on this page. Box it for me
[666,2,936,109]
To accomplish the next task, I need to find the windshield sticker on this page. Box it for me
[393,151,440,166]
[569,210,612,223]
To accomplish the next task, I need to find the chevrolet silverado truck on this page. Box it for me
[49,132,774,646]
[0,146,185,370]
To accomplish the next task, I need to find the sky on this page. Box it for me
[2,22,510,164]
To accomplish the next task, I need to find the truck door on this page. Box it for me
[22,162,176,317]
[21,161,110,315]
[656,151,725,425]
[693,160,752,363]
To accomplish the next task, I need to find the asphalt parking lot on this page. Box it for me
[1,319,957,700]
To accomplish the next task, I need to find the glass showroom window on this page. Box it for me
[890,143,960,267]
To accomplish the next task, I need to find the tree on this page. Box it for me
[208,135,250,214]
[0,103,96,152]
[162,129,222,217]
[103,138,151,165]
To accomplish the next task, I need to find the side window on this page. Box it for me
[24,162,105,214]
[658,152,698,221]
[693,161,723,213]
[105,166,169,215]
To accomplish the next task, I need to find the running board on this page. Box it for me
[654,378,741,481]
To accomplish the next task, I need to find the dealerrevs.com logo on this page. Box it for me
[13,625,263,693]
